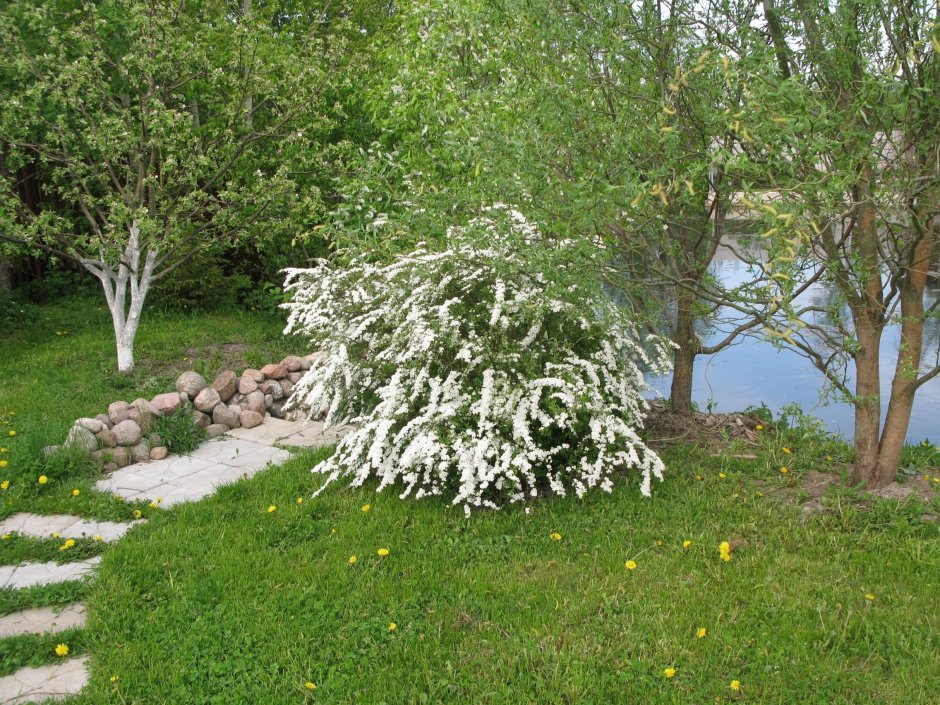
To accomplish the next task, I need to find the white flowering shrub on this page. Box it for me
[283,207,673,513]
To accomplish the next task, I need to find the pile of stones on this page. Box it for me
[51,353,318,473]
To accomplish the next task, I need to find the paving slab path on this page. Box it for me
[0,656,90,704]
[0,605,87,639]
[1,416,350,703]
[0,514,141,543]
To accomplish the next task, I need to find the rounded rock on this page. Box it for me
[212,403,241,429]
[76,417,106,434]
[239,410,264,429]
[128,439,150,464]
[193,387,221,413]
[259,380,284,400]
[96,429,118,448]
[151,392,182,416]
[176,371,207,398]
[287,371,304,384]
[150,446,169,461]
[260,363,288,380]
[95,413,114,429]
[205,423,229,438]
[211,370,238,402]
[238,376,258,395]
[242,368,264,383]
[192,410,211,429]
[65,425,98,453]
[111,420,142,446]
[280,355,303,373]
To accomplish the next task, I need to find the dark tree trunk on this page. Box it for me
[670,284,699,413]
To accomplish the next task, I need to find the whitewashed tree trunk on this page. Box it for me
[81,221,158,373]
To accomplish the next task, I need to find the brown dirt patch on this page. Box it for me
[139,342,251,378]
[643,399,764,450]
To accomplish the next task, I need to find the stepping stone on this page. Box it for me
[0,604,86,639]
[0,513,141,543]
[226,417,306,445]
[0,558,101,590]
[0,655,89,704]
[188,438,289,467]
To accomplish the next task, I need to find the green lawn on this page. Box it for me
[1,296,939,704]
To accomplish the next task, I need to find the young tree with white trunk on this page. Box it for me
[0,0,336,371]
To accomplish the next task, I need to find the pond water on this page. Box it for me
[647,246,940,443]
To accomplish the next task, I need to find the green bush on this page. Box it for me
[152,403,206,455]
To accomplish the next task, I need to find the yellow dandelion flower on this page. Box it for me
[361,504,371,512]
[826,455,833,462]
[54,643,69,657]
[296,497,304,504]
[663,667,676,678]
[38,475,48,485]
[730,679,741,691]
[683,540,692,549]
[52,532,60,538]
[550,532,562,541]
[755,491,764,497]
[865,593,875,601]
[755,424,764,431]
[304,681,317,690]
[388,622,397,632]
[110,675,119,683]
[93,535,103,542]
[71,489,80,497]
[1,480,9,490]
[782,447,792,454]
[267,505,277,513]
[625,560,637,570]
[0,447,6,453]
[1,534,9,540]
[780,466,789,474]
[133,510,142,519]
[58,539,76,551]
[719,541,731,562]
[695,475,703,481]
[377,548,390,557]
[696,627,707,638]
[148,501,159,509]
[348,555,358,565]
[0,460,6,468]
[8,430,15,437]
[719,472,727,479]
[655,540,663,546]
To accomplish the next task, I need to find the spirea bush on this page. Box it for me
[283,206,673,513]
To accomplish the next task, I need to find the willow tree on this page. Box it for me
[0,0,337,371]
[749,0,940,487]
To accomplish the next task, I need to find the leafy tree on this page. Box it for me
[747,0,940,486]
[0,0,340,370]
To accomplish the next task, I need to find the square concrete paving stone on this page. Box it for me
[0,604,87,639]
[0,655,89,704]
[280,422,355,448]
[0,557,102,590]
[225,417,307,445]
[188,437,289,466]
[0,513,141,543]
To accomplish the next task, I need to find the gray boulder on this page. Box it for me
[65,426,98,453]
[95,413,114,429]
[75,417,106,434]
[281,355,304,373]
[112,419,143,446]
[150,446,169,460]
[151,392,181,416]
[212,403,241,429]
[128,439,150,464]
[237,376,258,395]
[211,370,238,402]
[96,429,118,448]
[192,410,211,428]
[205,423,229,438]
[239,410,264,429]
[176,371,207,398]
[193,387,221,413]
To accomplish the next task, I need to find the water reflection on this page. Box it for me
[648,246,940,443]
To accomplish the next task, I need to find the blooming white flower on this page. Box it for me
[283,205,670,512]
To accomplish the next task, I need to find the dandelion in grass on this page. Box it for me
[663,668,676,679]
[780,466,789,474]
[696,627,707,638]
[782,447,792,454]
[148,501,159,509]
[730,679,741,691]
[296,497,304,504]
[719,541,731,562]
[304,682,317,691]
[7,430,14,437]
[865,593,875,601]
[755,424,764,431]
[71,489,80,497]
[58,539,76,551]
[719,472,727,479]
[109,675,119,683]
[1,534,9,540]
[683,540,692,549]
[52,532,60,538]
[348,555,358,565]
[38,475,48,485]
[625,560,637,570]
[54,643,69,657]
[94,535,103,542]
[361,504,371,513]
[133,510,142,519]
[1,480,9,490]
[550,532,562,541]
[388,622,397,632]
[267,505,277,513]
[826,455,833,462]
[655,540,663,546]
[377,548,390,557]
[0,447,6,453]
[0,460,6,468]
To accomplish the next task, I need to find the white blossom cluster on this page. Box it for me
[283,208,673,513]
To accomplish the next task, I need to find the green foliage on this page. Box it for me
[152,403,207,455]
[0,628,87,678]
